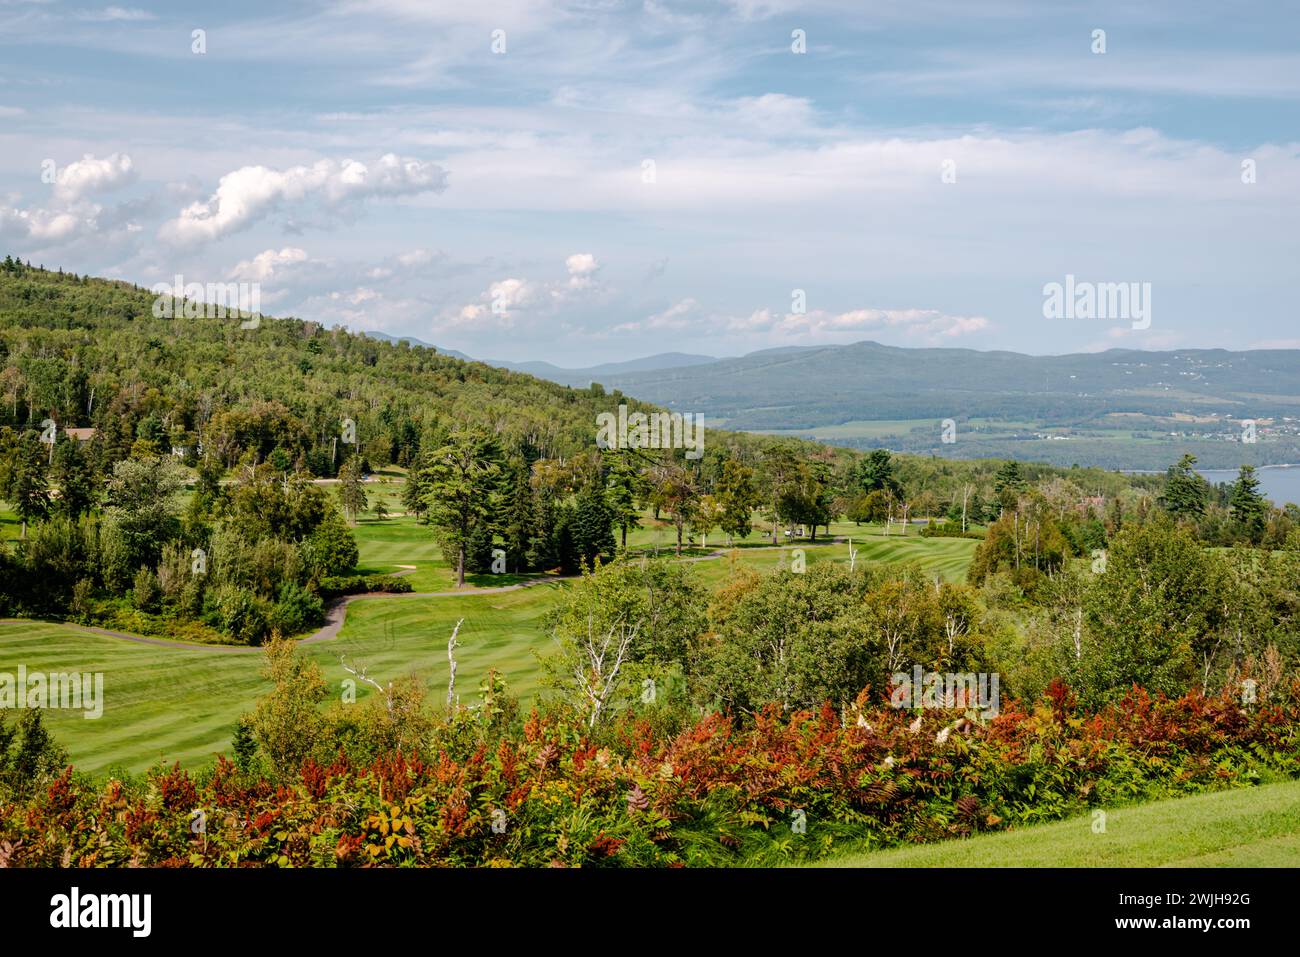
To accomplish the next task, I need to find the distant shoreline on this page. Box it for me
[1123,464,1300,476]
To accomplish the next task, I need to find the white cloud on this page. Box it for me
[439,253,608,331]
[614,297,700,333]
[227,246,309,282]
[365,247,449,280]
[564,252,600,288]
[54,152,135,202]
[160,154,448,245]
[485,277,535,316]
[0,204,86,243]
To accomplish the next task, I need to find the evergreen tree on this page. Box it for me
[571,476,615,567]
[422,430,505,587]
[994,460,1027,510]
[604,452,643,550]
[717,458,761,543]
[504,464,537,573]
[51,438,96,519]
[553,502,578,575]
[529,496,561,572]
[1160,453,1209,518]
[402,456,428,523]
[1229,464,1268,541]
[464,521,496,574]
[856,448,901,496]
[337,456,368,525]
[7,439,50,538]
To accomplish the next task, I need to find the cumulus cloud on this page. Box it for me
[0,204,86,243]
[227,247,309,282]
[160,154,449,246]
[564,252,600,288]
[439,253,605,330]
[54,152,135,202]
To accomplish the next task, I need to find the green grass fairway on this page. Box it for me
[323,584,563,713]
[691,535,977,587]
[350,515,534,590]
[817,781,1300,867]
[0,583,565,775]
[0,620,270,776]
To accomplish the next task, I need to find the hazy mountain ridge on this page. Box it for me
[477,339,1300,470]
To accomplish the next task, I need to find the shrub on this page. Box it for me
[267,581,325,636]
[205,584,271,645]
[3,680,1296,868]
[316,575,413,599]
[919,524,985,539]
[132,566,161,613]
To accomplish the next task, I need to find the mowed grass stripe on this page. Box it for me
[0,582,565,774]
[318,584,564,707]
[0,621,269,774]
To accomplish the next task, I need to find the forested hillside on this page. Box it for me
[0,259,695,470]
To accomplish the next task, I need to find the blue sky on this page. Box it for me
[1,0,1297,365]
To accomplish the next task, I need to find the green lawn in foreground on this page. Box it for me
[817,780,1300,867]
[0,620,270,775]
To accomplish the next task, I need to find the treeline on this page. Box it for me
[0,448,361,644]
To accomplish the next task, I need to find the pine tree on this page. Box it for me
[1229,464,1268,541]
[6,439,50,538]
[529,496,561,572]
[504,464,536,573]
[52,438,97,519]
[422,431,504,587]
[604,452,642,550]
[572,476,615,567]
[402,456,428,522]
[856,448,901,496]
[1160,453,1209,518]
[717,458,761,543]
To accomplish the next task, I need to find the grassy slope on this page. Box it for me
[0,584,560,776]
[817,780,1300,867]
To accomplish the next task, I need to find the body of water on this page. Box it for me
[1125,465,1300,506]
[1197,466,1300,506]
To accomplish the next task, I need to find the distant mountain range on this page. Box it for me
[364,331,721,386]
[364,332,1300,470]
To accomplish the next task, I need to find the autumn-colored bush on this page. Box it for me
[2,680,1297,868]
